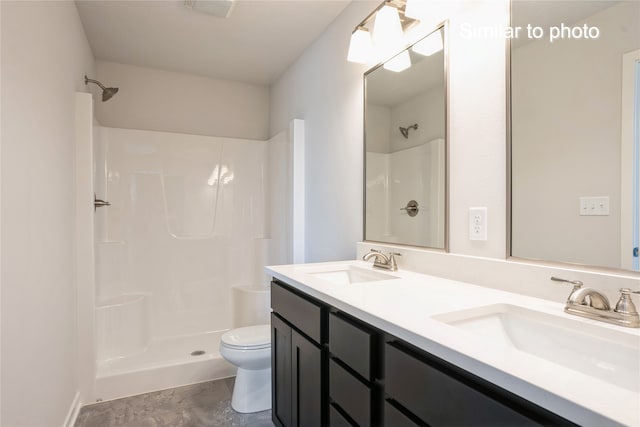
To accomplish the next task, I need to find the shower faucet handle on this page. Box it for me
[400,200,419,217]
[94,193,111,211]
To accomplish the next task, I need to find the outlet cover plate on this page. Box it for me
[469,207,487,241]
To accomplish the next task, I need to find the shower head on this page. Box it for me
[84,76,119,102]
[399,124,418,139]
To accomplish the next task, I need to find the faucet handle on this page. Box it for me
[551,277,584,304]
[615,288,640,315]
[386,252,401,271]
[551,276,583,291]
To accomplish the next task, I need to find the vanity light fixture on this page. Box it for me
[404,0,428,21]
[372,4,405,62]
[346,0,419,65]
[412,28,443,56]
[384,50,412,72]
[347,26,374,63]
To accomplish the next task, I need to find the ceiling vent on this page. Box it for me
[184,0,235,18]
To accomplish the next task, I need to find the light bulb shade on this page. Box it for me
[412,29,443,56]
[383,50,411,72]
[347,27,374,64]
[404,0,428,21]
[372,5,405,62]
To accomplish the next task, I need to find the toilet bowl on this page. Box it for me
[220,324,271,413]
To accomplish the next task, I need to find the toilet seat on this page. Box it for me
[221,324,270,350]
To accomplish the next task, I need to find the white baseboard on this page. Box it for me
[63,392,81,427]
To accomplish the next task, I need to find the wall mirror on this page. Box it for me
[510,1,640,271]
[364,25,448,249]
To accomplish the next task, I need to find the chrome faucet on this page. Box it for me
[362,249,401,271]
[551,277,640,328]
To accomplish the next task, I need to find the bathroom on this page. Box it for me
[1,0,639,426]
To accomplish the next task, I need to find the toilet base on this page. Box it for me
[231,367,271,413]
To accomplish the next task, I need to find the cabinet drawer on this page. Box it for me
[330,359,371,427]
[330,404,354,427]
[329,312,374,380]
[385,342,541,427]
[384,400,423,427]
[271,280,322,344]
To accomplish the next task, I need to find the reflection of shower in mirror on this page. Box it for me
[399,123,418,139]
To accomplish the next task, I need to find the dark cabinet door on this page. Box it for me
[292,329,323,427]
[272,313,323,427]
[272,314,292,427]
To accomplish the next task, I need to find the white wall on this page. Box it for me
[1,1,95,425]
[95,60,270,140]
[270,0,508,262]
[270,0,378,261]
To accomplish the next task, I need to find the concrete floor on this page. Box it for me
[74,377,274,427]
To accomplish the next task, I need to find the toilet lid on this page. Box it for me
[221,324,271,349]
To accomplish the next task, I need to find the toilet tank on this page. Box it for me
[232,285,270,328]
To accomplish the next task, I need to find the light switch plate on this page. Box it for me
[469,207,487,241]
[579,196,610,216]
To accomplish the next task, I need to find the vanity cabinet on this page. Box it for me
[384,340,576,426]
[328,312,380,426]
[271,278,576,427]
[271,280,324,427]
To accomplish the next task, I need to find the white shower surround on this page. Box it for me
[89,125,294,401]
[366,139,445,248]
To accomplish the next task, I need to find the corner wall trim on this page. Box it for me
[63,392,82,427]
[291,119,305,263]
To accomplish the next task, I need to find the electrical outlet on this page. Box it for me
[469,207,487,241]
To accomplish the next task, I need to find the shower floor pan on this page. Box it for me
[95,330,235,402]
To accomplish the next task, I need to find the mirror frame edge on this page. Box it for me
[362,21,450,253]
[506,0,512,264]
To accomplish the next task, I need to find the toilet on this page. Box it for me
[221,285,272,413]
[220,323,272,413]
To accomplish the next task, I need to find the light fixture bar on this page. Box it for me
[353,0,418,35]
[347,0,420,64]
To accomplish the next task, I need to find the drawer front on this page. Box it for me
[329,312,374,380]
[330,404,354,427]
[384,401,423,427]
[385,342,540,427]
[330,359,371,427]
[271,280,322,344]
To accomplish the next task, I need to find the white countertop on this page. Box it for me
[266,260,640,427]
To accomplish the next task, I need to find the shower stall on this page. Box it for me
[76,93,303,402]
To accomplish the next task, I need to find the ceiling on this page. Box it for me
[75,0,351,85]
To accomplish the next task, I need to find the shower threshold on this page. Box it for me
[95,331,235,402]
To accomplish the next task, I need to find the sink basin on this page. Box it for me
[433,304,640,392]
[305,265,397,285]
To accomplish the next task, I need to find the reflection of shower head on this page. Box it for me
[84,76,119,102]
[399,124,418,139]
